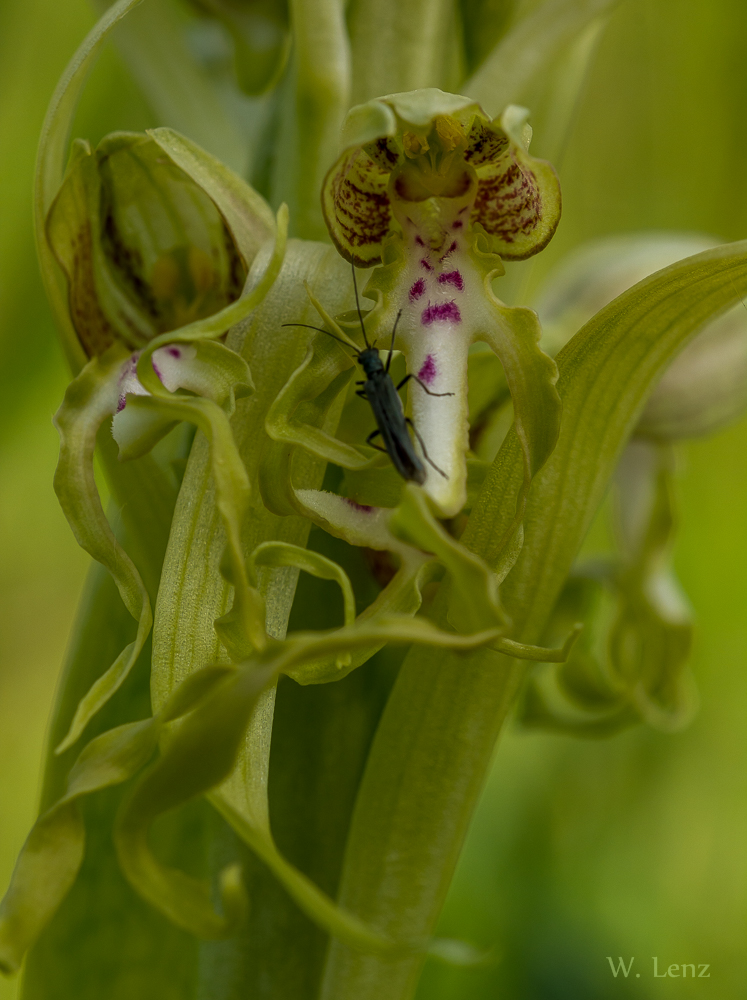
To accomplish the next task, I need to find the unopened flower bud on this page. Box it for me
[46,132,248,359]
[534,233,747,439]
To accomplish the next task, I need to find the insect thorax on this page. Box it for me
[358,347,385,377]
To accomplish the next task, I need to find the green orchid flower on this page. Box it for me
[311,90,561,517]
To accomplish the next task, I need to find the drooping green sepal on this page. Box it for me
[0,719,159,974]
[520,432,696,734]
[0,665,238,972]
[53,343,153,752]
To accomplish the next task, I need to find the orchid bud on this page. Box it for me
[533,233,747,439]
[46,132,248,359]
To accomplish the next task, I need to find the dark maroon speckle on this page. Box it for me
[415,235,425,247]
[345,498,374,513]
[116,394,127,413]
[409,278,426,302]
[452,220,463,230]
[167,346,181,358]
[152,360,163,380]
[420,257,434,272]
[439,241,458,262]
[421,301,461,325]
[417,354,437,385]
[438,270,464,291]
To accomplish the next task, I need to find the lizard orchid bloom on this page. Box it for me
[321,89,562,515]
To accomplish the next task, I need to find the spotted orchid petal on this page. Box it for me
[318,91,561,515]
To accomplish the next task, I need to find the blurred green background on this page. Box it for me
[0,1,744,998]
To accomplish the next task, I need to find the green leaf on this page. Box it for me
[0,719,160,974]
[534,232,747,439]
[115,666,260,939]
[471,271,562,562]
[130,391,266,656]
[150,242,362,960]
[320,241,747,1000]
[463,0,619,119]
[0,659,241,975]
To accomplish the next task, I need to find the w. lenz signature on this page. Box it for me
[607,956,710,978]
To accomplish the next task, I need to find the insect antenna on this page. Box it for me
[351,264,371,349]
[386,310,402,373]
[281,322,359,361]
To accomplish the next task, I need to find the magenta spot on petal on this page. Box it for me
[116,394,127,413]
[438,270,464,291]
[415,235,425,247]
[421,301,461,325]
[458,206,468,215]
[409,278,426,302]
[345,498,374,513]
[167,346,181,358]
[152,361,163,380]
[420,258,433,272]
[418,354,437,385]
[452,220,463,230]
[439,241,458,262]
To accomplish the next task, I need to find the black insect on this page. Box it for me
[283,268,453,484]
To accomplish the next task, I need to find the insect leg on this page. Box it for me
[405,418,448,479]
[365,428,388,454]
[396,373,454,397]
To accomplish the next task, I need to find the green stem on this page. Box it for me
[273,0,350,240]
[347,0,462,104]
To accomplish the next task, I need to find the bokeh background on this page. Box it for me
[0,1,744,998]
